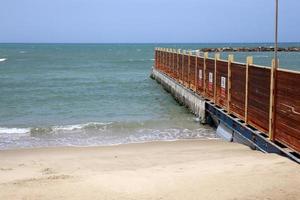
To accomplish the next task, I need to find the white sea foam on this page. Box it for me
[52,122,112,131]
[0,58,7,62]
[0,127,30,134]
[128,58,154,62]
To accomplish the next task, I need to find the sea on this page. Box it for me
[0,43,299,150]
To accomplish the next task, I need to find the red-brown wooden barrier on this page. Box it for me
[205,58,215,101]
[196,56,205,95]
[174,50,178,80]
[154,48,300,153]
[229,62,247,120]
[274,70,300,152]
[247,65,271,133]
[178,53,183,83]
[216,60,228,109]
[183,54,189,87]
[190,55,196,91]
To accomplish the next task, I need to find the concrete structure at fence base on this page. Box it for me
[151,68,206,123]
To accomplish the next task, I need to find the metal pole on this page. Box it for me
[269,0,279,140]
[274,0,278,68]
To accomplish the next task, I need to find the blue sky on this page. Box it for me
[0,0,299,43]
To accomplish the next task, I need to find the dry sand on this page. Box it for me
[0,140,299,200]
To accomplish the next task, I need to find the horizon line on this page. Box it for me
[0,41,300,45]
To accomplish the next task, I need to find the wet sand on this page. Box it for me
[0,140,299,200]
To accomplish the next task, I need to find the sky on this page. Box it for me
[0,0,299,43]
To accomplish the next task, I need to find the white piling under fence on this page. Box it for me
[151,68,206,123]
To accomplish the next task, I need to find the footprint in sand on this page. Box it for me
[41,168,56,175]
[0,168,13,171]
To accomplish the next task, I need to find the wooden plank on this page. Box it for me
[214,54,220,104]
[229,62,247,120]
[189,53,196,91]
[215,59,228,109]
[203,52,208,97]
[205,57,215,101]
[245,56,253,123]
[183,51,189,87]
[274,70,300,153]
[269,59,278,140]
[227,55,234,113]
[247,64,271,133]
[196,54,205,95]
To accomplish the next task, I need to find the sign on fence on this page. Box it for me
[221,76,226,98]
[198,69,203,87]
[208,72,213,91]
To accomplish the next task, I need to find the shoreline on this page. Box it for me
[1,139,299,200]
[0,137,220,151]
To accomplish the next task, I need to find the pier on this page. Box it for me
[152,48,300,163]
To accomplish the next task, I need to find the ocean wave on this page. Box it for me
[0,58,7,62]
[0,121,217,149]
[0,122,112,135]
[127,58,154,62]
[29,122,113,136]
[0,127,30,134]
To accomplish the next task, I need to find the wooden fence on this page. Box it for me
[154,47,300,154]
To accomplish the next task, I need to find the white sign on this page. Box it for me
[209,72,213,83]
[221,77,226,89]
[199,69,202,80]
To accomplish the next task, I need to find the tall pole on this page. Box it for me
[274,0,278,68]
[269,0,279,140]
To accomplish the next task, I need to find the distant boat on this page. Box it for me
[0,58,7,62]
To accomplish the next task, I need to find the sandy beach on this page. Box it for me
[0,140,299,200]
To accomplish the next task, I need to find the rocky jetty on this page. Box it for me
[199,46,300,52]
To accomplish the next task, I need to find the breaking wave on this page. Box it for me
[0,121,217,149]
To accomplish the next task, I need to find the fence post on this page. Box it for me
[162,48,164,72]
[171,49,175,78]
[170,49,173,76]
[170,48,172,76]
[182,50,186,85]
[245,56,253,123]
[195,51,200,93]
[269,59,278,141]
[204,52,208,96]
[188,51,193,88]
[227,55,234,112]
[214,53,220,104]
[166,48,169,74]
[177,49,180,81]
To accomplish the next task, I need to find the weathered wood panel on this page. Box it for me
[274,70,300,153]
[157,50,161,70]
[229,63,246,120]
[168,52,173,77]
[247,65,271,133]
[173,52,178,79]
[170,52,175,77]
[216,60,228,109]
[162,51,165,71]
[173,52,177,78]
[183,55,189,86]
[166,52,170,75]
[189,55,196,91]
[205,58,215,101]
[196,57,205,95]
[178,54,183,83]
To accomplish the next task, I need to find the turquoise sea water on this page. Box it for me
[0,43,299,149]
